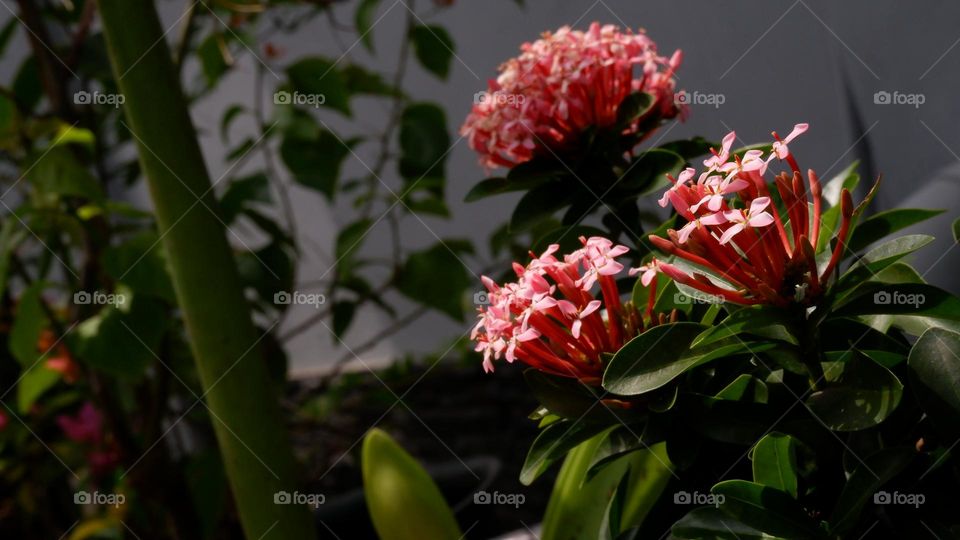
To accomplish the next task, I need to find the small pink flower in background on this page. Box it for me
[57,402,102,445]
[0,410,8,431]
[461,22,684,169]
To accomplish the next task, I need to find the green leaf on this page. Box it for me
[9,283,47,367]
[615,92,654,127]
[409,25,454,79]
[658,137,716,161]
[524,369,601,421]
[603,323,771,396]
[335,218,373,263]
[332,301,356,339]
[692,306,796,347]
[908,328,960,437]
[804,354,903,431]
[361,428,461,540]
[672,507,770,540]
[17,364,61,413]
[395,241,472,320]
[0,217,27,299]
[73,295,167,378]
[712,480,826,539]
[953,217,960,243]
[14,56,41,112]
[616,148,684,195]
[846,208,944,253]
[510,182,570,232]
[837,234,934,289]
[355,0,381,52]
[398,103,449,180]
[220,104,246,142]
[219,172,271,224]
[286,56,351,115]
[280,128,353,199]
[716,374,768,403]
[197,34,230,87]
[26,146,104,202]
[834,282,960,321]
[521,419,608,485]
[340,64,400,97]
[464,175,548,202]
[102,231,177,303]
[828,447,915,534]
[751,433,798,498]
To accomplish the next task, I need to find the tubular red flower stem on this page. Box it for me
[807,169,823,249]
[651,234,753,291]
[646,275,658,322]
[598,274,624,347]
[791,171,810,247]
[690,228,772,290]
[820,189,854,283]
[749,182,793,254]
[529,311,598,359]
[798,235,821,297]
[775,174,804,250]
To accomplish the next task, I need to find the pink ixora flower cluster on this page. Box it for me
[471,236,673,382]
[461,22,683,169]
[650,124,854,306]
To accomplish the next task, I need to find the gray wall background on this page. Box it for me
[6,0,959,376]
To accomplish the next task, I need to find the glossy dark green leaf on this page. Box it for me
[658,137,716,161]
[395,241,472,320]
[510,182,571,232]
[603,323,770,396]
[464,175,549,202]
[828,446,915,534]
[837,234,934,290]
[524,369,601,421]
[751,433,798,498]
[531,225,607,256]
[847,208,944,253]
[692,306,796,347]
[712,480,826,538]
[409,25,454,79]
[398,103,450,180]
[833,282,960,321]
[286,56,351,115]
[805,355,903,431]
[908,328,960,437]
[520,419,608,485]
[716,374,769,403]
[616,148,684,195]
[672,507,769,540]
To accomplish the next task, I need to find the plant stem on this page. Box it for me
[95,1,316,538]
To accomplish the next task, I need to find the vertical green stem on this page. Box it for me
[95,1,317,538]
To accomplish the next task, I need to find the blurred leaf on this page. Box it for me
[616,149,684,195]
[236,242,295,306]
[286,56,351,115]
[280,128,354,199]
[712,480,826,538]
[332,301,356,339]
[615,92,654,127]
[10,282,47,367]
[0,93,20,151]
[341,65,399,97]
[219,172,271,224]
[531,225,607,256]
[409,25,454,79]
[26,146,104,202]
[953,216,960,243]
[805,354,903,431]
[398,103,449,180]
[335,218,373,263]
[355,0,381,52]
[403,195,449,217]
[395,240,472,320]
[510,182,570,232]
[362,428,462,540]
[847,208,944,253]
[828,447,915,534]
[197,33,231,87]
[14,56,40,111]
[102,231,177,303]
[672,507,769,540]
[17,364,60,413]
[220,104,246,142]
[751,433,798,498]
[0,17,18,56]
[908,328,960,437]
[464,175,547,202]
[658,137,716,161]
[0,216,27,299]
[73,295,167,378]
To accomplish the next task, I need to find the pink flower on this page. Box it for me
[461,22,683,169]
[649,123,856,306]
[718,197,776,244]
[57,402,102,445]
[557,299,602,339]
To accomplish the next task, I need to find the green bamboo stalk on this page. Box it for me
[95,1,317,537]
